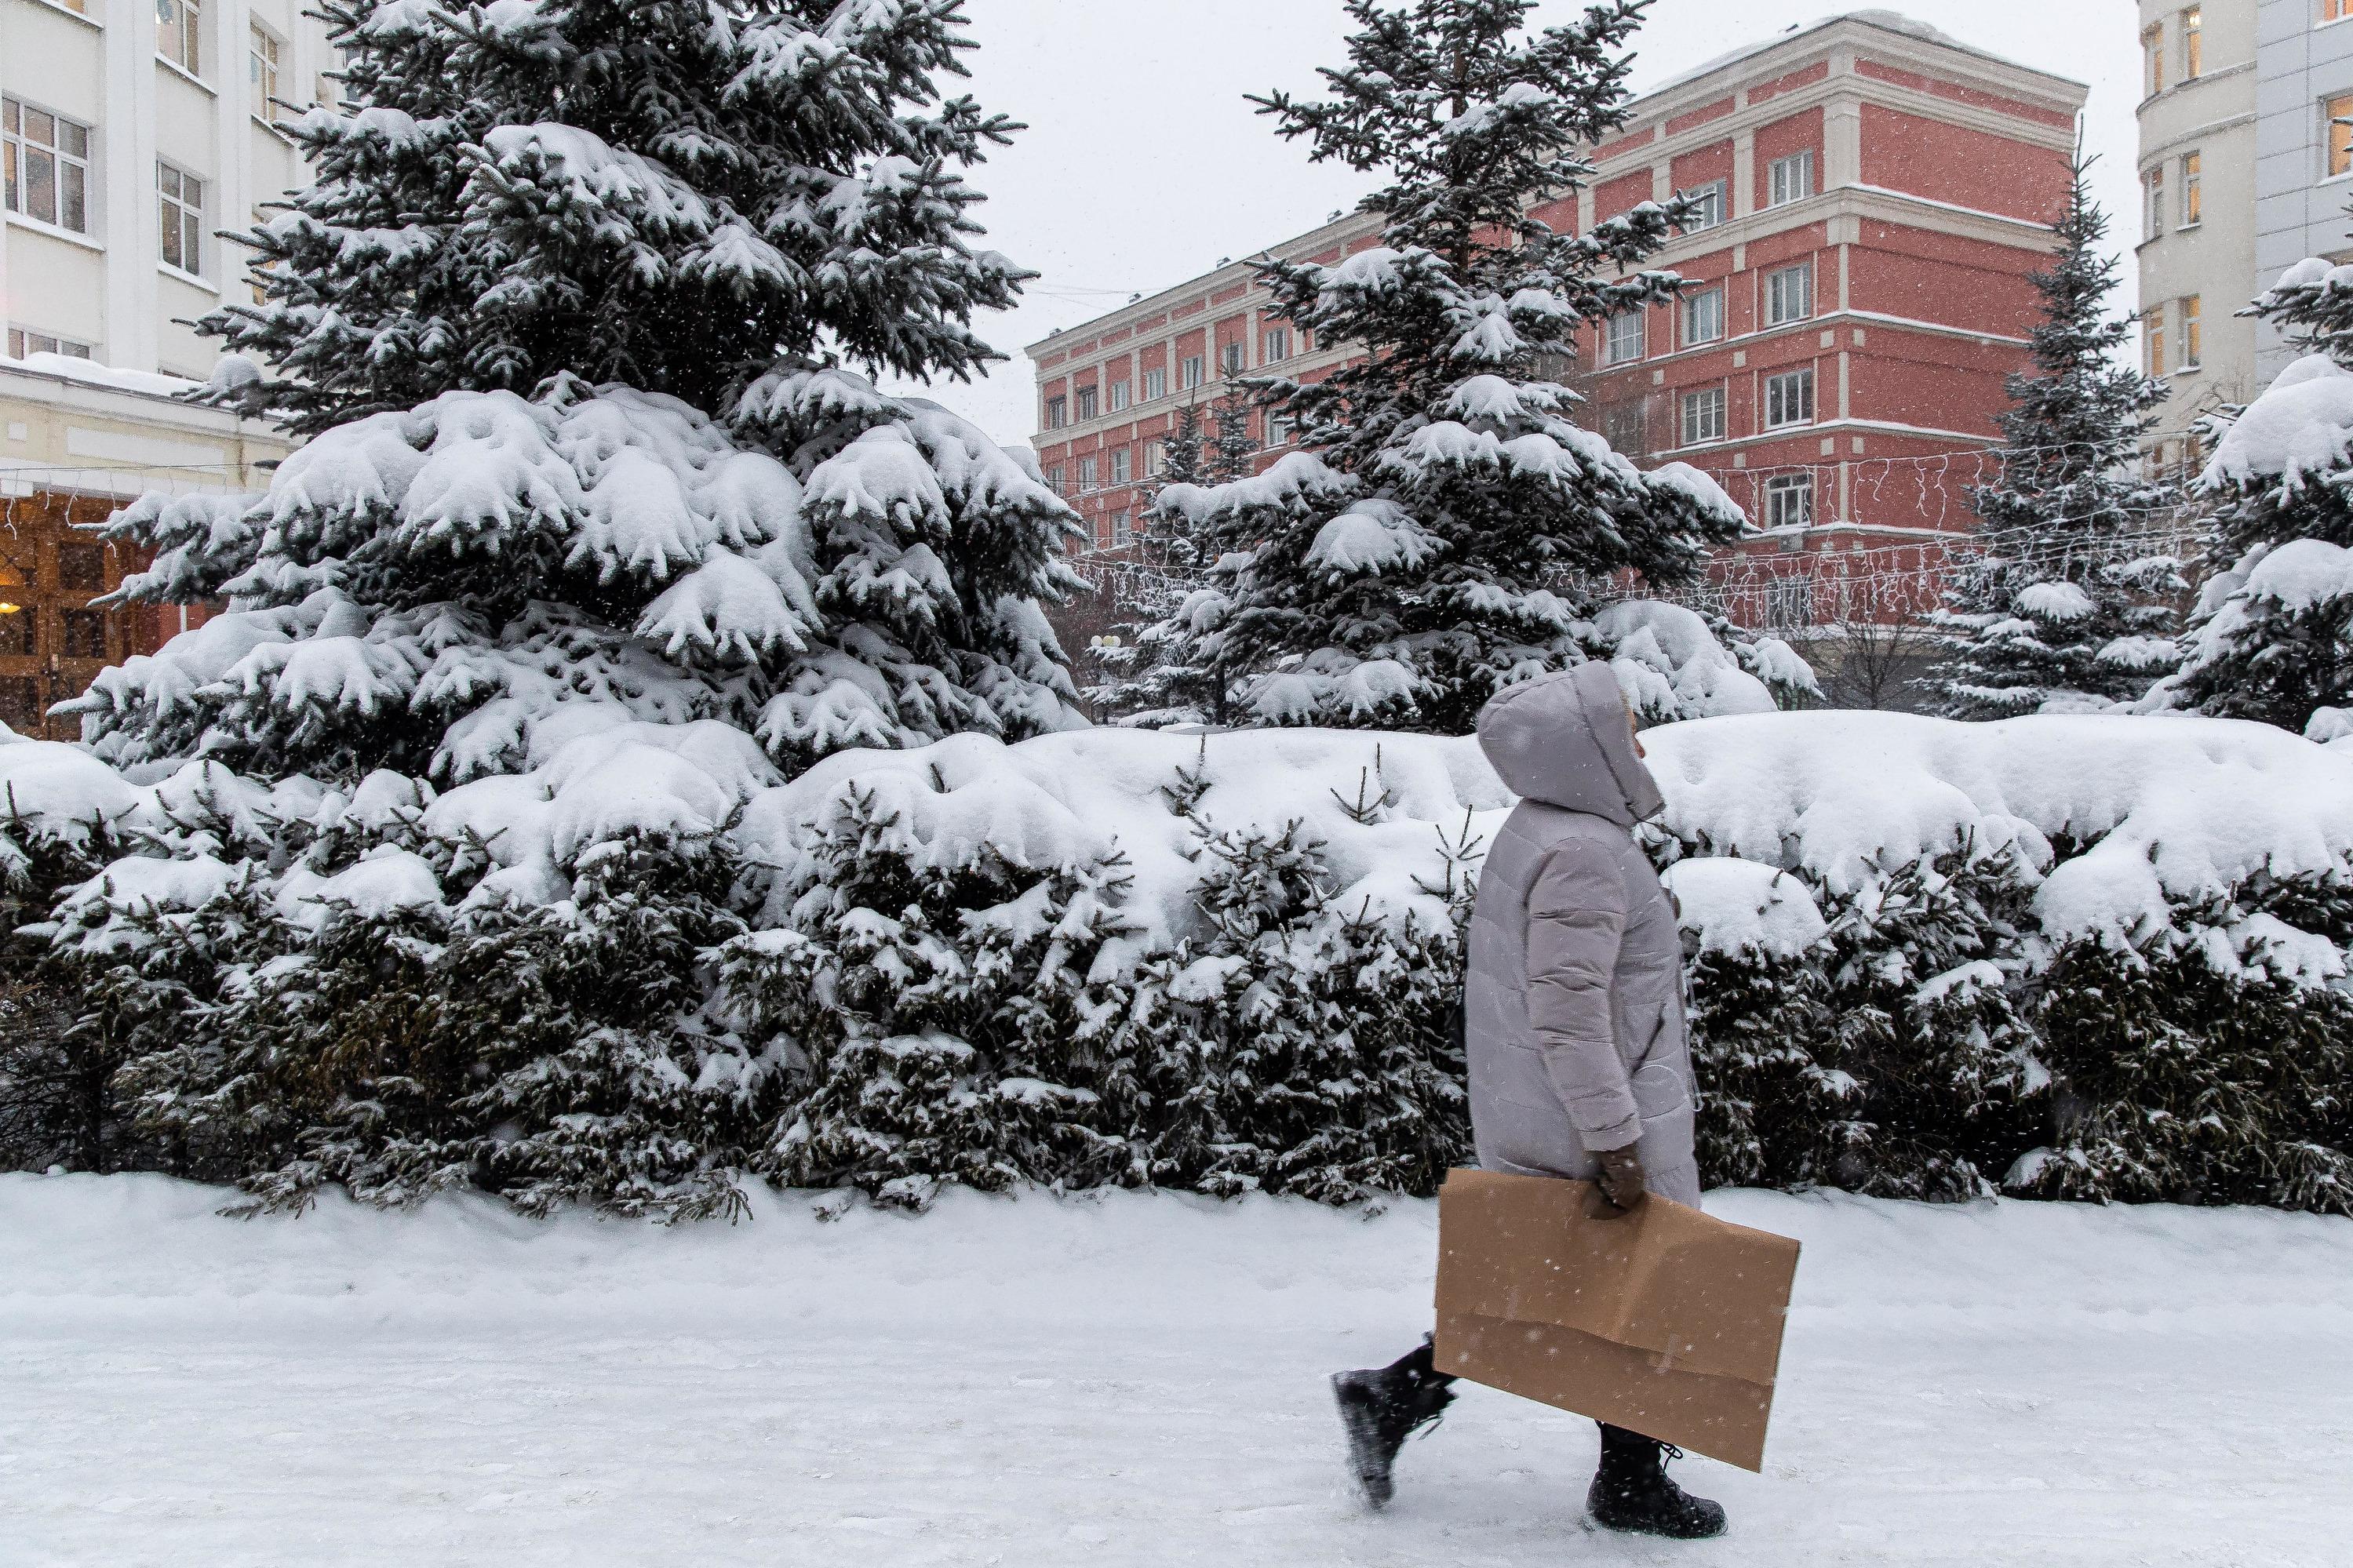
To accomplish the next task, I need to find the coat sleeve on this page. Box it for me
[1526,838,1641,1151]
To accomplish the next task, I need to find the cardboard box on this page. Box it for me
[1432,1168,1801,1472]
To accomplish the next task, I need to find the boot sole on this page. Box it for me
[1331,1374,1396,1510]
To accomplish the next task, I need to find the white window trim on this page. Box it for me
[157,259,220,293]
[1763,368,1816,429]
[1684,180,1728,230]
[1683,286,1725,347]
[1680,387,1726,447]
[31,0,104,30]
[1603,311,1646,366]
[1763,473,1814,529]
[1766,150,1815,208]
[1765,264,1813,328]
[155,55,217,95]
[3,210,106,252]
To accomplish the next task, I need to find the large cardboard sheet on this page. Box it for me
[1432,1168,1801,1471]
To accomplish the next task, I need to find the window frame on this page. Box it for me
[1684,180,1727,231]
[2,96,95,236]
[1044,395,1067,430]
[2145,314,2166,377]
[1142,366,1167,402]
[2142,23,2165,97]
[1765,262,1813,327]
[2182,6,2202,79]
[1143,440,1166,477]
[1107,378,1131,413]
[249,21,283,125]
[1763,366,1816,429]
[2144,164,2166,236]
[1766,150,1814,209]
[1680,386,1726,447]
[1074,384,1098,421]
[1181,355,1204,390]
[2180,294,2202,369]
[1602,309,1646,366]
[158,159,207,278]
[1262,326,1291,363]
[1076,453,1098,490]
[5,326,95,359]
[1111,511,1132,548]
[1763,472,1814,530]
[158,0,203,77]
[2179,151,2202,227]
[2328,93,2353,180]
[1220,342,1245,375]
[1682,286,1725,347]
[1109,446,1131,486]
[2327,0,2353,25]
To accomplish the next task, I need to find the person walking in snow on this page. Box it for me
[1330,662,1727,1540]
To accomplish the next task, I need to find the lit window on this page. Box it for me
[1044,396,1066,429]
[1764,367,1815,428]
[1143,366,1167,401]
[2180,295,2201,368]
[2,98,93,235]
[250,24,281,123]
[1075,385,1098,420]
[2144,165,2165,236]
[2182,7,2202,78]
[1764,472,1813,529]
[2142,24,2164,96]
[2329,0,2351,22]
[2146,315,2165,377]
[1603,310,1646,366]
[2329,94,2353,177]
[1765,263,1813,326]
[1108,379,1131,413]
[159,162,206,277]
[1766,151,1813,208]
[1076,454,1098,490]
[1182,355,1204,390]
[5,327,94,359]
[1263,326,1291,362]
[158,0,202,75]
[1681,387,1725,446]
[2180,152,2202,225]
[1684,287,1725,346]
[1684,180,1727,230]
[1110,447,1131,486]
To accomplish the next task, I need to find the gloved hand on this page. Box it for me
[1593,1145,1648,1216]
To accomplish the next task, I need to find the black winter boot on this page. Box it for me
[1331,1339,1456,1508]
[1586,1423,1728,1539]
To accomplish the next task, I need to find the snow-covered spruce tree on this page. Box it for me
[1207,386,1262,484]
[1144,0,1746,733]
[1930,162,2180,718]
[2163,258,2353,732]
[721,787,1144,1210]
[1091,399,1228,725]
[75,0,1082,784]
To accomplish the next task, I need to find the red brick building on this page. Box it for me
[1028,13,2085,652]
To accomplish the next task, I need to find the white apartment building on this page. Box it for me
[2,0,332,735]
[2138,0,2353,464]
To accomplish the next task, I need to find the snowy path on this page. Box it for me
[2,1177,2347,1566]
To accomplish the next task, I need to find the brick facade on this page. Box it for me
[1027,14,2085,657]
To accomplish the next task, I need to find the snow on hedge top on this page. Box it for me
[2206,353,2353,490]
[1660,857,1826,959]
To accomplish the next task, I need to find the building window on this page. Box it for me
[159,162,205,275]
[1683,287,1725,347]
[2180,295,2202,367]
[1143,366,1167,401]
[1264,326,1291,362]
[6,328,94,359]
[158,0,202,75]
[250,24,282,122]
[2144,165,2165,236]
[1681,387,1725,446]
[1602,310,1645,366]
[1111,511,1132,548]
[1764,367,1815,428]
[1266,415,1289,448]
[2,99,93,235]
[2329,0,2351,22]
[1144,440,1167,476]
[0,613,32,660]
[1182,355,1204,390]
[1684,180,1727,230]
[1765,263,1813,326]
[1108,379,1131,413]
[61,608,109,660]
[1766,150,1813,208]
[57,543,107,591]
[1764,472,1814,530]
[2182,7,2202,78]
[1047,464,1065,494]
[1110,447,1131,486]
[1044,395,1066,429]
[1221,342,1245,375]
[1076,454,1098,490]
[1075,385,1098,421]
[2146,315,2166,377]
[2180,152,2202,225]
[2142,24,2164,96]
[2329,93,2353,178]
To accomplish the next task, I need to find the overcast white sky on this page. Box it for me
[902,1,2140,446]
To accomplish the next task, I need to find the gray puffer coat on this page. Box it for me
[1464,663,1700,1207]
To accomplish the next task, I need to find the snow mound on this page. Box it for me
[2205,354,2353,490]
[1661,857,1827,958]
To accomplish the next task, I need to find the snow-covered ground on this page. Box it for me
[4,1179,2346,1566]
